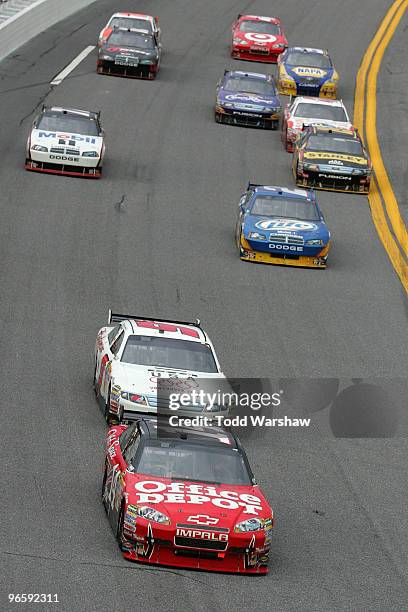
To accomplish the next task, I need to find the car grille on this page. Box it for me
[269,233,304,245]
[250,47,269,55]
[174,536,228,551]
[50,147,80,155]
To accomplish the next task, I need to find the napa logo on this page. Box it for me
[37,131,97,144]
[292,67,327,78]
[255,219,317,231]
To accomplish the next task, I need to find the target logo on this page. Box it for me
[244,33,277,43]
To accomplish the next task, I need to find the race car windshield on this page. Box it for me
[135,442,252,485]
[224,77,275,95]
[239,20,280,35]
[110,17,153,33]
[121,336,218,373]
[37,113,99,136]
[107,31,155,49]
[286,51,331,69]
[294,103,347,122]
[251,196,319,221]
[307,135,364,156]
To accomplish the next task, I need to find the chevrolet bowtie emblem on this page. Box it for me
[187,515,219,525]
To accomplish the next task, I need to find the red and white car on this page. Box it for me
[102,417,273,573]
[94,312,226,424]
[281,96,352,152]
[231,14,287,63]
[98,12,161,47]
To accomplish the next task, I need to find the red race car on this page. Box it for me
[231,14,287,63]
[102,417,274,574]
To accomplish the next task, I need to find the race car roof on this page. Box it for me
[140,418,238,447]
[248,184,315,201]
[226,70,271,81]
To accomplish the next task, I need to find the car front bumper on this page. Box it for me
[215,105,279,129]
[97,59,158,79]
[295,169,370,193]
[239,235,329,268]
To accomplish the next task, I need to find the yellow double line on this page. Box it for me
[354,0,408,292]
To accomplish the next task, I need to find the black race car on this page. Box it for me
[97,27,161,79]
[292,126,372,193]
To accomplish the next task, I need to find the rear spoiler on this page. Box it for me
[247,182,262,190]
[108,310,201,328]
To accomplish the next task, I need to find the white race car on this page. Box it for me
[281,96,352,152]
[98,12,161,47]
[94,312,227,424]
[25,106,105,178]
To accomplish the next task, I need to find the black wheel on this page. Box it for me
[116,504,126,551]
[104,387,113,424]
[215,112,222,124]
[93,362,98,395]
[101,464,108,508]
[272,120,279,131]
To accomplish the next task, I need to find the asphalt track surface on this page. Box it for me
[1,1,407,611]
[377,7,408,228]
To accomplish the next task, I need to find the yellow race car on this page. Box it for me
[277,47,338,98]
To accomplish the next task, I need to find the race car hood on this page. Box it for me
[30,129,103,153]
[100,43,157,61]
[244,215,329,242]
[111,362,224,396]
[233,30,286,47]
[289,117,352,131]
[218,89,280,109]
[126,474,271,528]
[285,64,333,82]
[303,150,369,170]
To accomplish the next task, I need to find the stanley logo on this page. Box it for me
[304,152,367,165]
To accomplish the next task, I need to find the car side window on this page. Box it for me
[119,423,137,452]
[110,330,125,355]
[123,432,141,464]
[108,325,120,345]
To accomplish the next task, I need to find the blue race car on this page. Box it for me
[277,47,338,99]
[215,70,281,129]
[235,184,330,268]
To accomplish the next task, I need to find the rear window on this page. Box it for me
[286,51,331,69]
[110,17,153,33]
[239,20,280,35]
[224,76,275,96]
[307,134,364,156]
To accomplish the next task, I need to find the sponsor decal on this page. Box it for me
[328,160,344,165]
[175,528,228,541]
[37,131,97,144]
[255,219,317,231]
[225,94,265,103]
[136,523,155,558]
[304,152,367,165]
[292,67,327,78]
[187,514,219,525]
[269,244,304,252]
[49,155,79,162]
[244,33,277,43]
[133,481,263,515]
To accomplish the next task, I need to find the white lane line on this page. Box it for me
[50,46,95,86]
